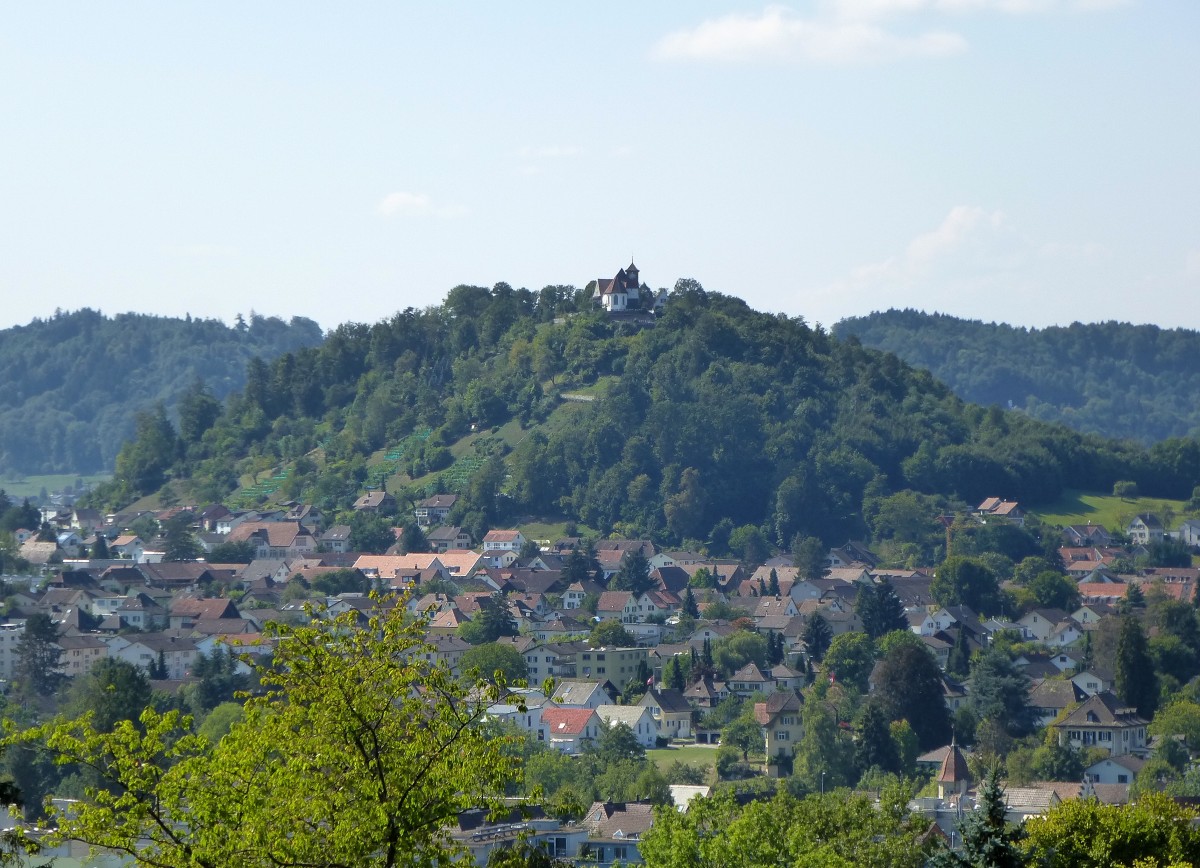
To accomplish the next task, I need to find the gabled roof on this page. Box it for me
[1056,692,1148,729]
[641,687,692,714]
[542,706,598,736]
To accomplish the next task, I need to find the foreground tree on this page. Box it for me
[930,768,1024,868]
[3,596,522,867]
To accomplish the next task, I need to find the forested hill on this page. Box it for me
[94,282,1200,549]
[834,309,1200,445]
[0,309,324,475]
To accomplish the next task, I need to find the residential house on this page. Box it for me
[728,663,771,697]
[318,525,352,553]
[595,705,659,749]
[551,680,611,710]
[596,590,638,624]
[427,526,473,554]
[573,647,647,685]
[1027,679,1087,728]
[977,497,1025,527]
[1085,755,1144,786]
[755,690,804,777]
[637,688,693,740]
[1053,692,1149,757]
[1177,519,1200,548]
[1063,524,1115,547]
[414,494,457,527]
[683,676,728,710]
[226,521,316,560]
[56,634,108,677]
[542,707,601,755]
[581,801,655,867]
[1072,668,1115,697]
[0,623,24,679]
[1127,514,1165,545]
[482,529,526,556]
[352,491,396,513]
[106,633,198,680]
[1018,609,1071,643]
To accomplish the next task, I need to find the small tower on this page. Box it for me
[937,736,971,801]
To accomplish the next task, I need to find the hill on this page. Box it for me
[834,309,1200,444]
[86,281,1200,549]
[0,309,324,476]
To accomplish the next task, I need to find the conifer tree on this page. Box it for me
[946,627,972,680]
[1116,615,1158,718]
[768,568,781,597]
[683,587,700,619]
[803,613,832,663]
[930,768,1024,868]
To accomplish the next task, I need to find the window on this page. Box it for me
[1118,774,1128,783]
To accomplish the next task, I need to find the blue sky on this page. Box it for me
[3,1,1197,332]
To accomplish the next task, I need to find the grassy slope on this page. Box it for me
[1032,489,1188,531]
[0,473,112,500]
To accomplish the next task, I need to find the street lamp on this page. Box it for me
[820,771,825,795]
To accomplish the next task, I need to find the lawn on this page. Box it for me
[646,744,718,776]
[0,473,111,500]
[1032,489,1188,531]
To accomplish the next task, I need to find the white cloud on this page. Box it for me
[652,5,964,64]
[653,1,1125,64]
[812,205,1115,326]
[376,191,465,219]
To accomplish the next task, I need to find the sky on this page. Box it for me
[2,1,1198,334]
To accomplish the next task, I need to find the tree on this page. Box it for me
[610,550,654,596]
[767,568,781,597]
[857,700,901,775]
[162,513,202,562]
[873,642,952,751]
[802,613,832,663]
[820,632,875,694]
[930,768,1024,868]
[946,627,972,680]
[856,579,908,639]
[792,535,827,580]
[932,556,1003,615]
[65,658,152,733]
[589,620,635,648]
[1023,793,1200,868]
[89,534,110,559]
[459,643,529,685]
[1113,480,1139,499]
[14,613,64,700]
[398,523,429,555]
[348,512,396,556]
[682,587,700,619]
[1116,615,1159,719]
[969,648,1034,737]
[2,596,523,867]
[596,722,645,764]
[460,595,519,645]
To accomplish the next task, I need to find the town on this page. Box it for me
[3,486,1198,865]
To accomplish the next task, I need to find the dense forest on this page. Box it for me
[835,309,1200,445]
[0,309,324,475]
[88,282,1200,550]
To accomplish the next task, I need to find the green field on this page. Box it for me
[1032,489,1188,531]
[0,473,111,500]
[647,744,719,776]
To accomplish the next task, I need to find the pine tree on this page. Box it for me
[803,613,833,663]
[15,613,65,699]
[856,700,901,776]
[946,627,972,679]
[1116,615,1158,718]
[767,568,781,597]
[931,768,1025,867]
[683,587,700,618]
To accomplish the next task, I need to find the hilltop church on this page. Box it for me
[592,260,665,314]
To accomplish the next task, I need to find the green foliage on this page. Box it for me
[0,309,321,476]
[1023,792,1200,867]
[460,595,519,645]
[855,579,908,639]
[1,596,522,867]
[968,648,1034,737]
[1117,615,1159,719]
[821,633,876,694]
[459,643,529,685]
[873,641,952,751]
[589,620,635,648]
[64,658,152,733]
[14,613,64,700]
[802,613,833,663]
[932,555,1004,615]
[930,768,1024,868]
